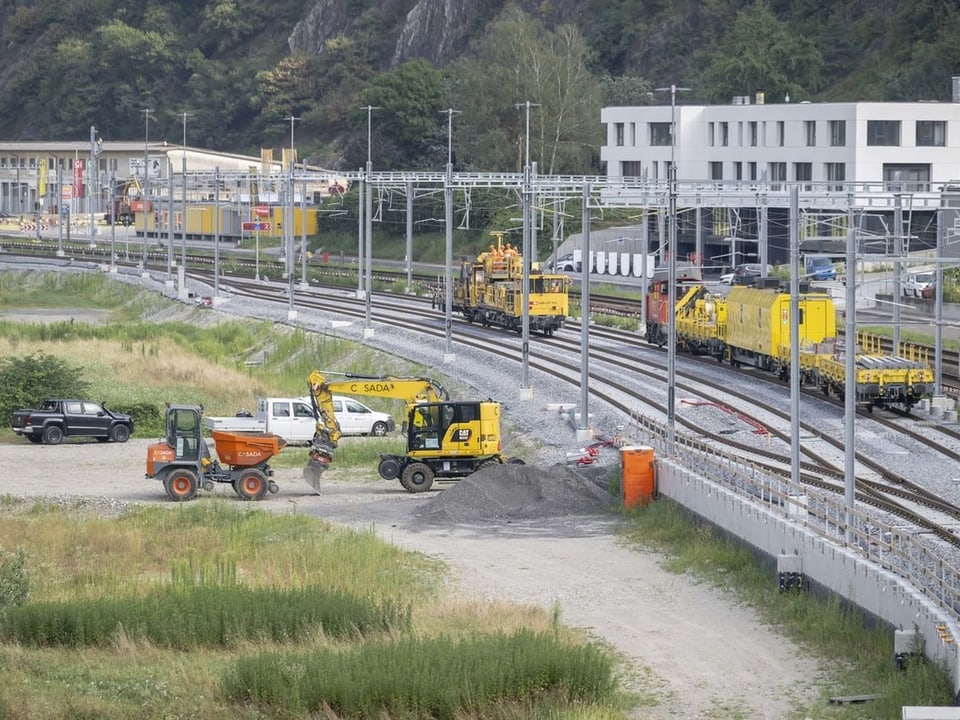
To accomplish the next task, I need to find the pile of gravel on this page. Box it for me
[414,462,617,524]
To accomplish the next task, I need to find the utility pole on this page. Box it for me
[140,108,152,273]
[89,125,100,248]
[179,111,192,300]
[654,83,690,447]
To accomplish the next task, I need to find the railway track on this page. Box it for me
[179,267,960,551]
[6,242,960,550]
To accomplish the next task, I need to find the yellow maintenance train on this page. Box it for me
[648,275,934,412]
[450,233,571,336]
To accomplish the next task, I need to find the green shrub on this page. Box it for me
[222,630,616,716]
[109,401,164,438]
[0,548,29,609]
[0,584,410,649]
[0,353,90,419]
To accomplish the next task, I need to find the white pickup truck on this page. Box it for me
[204,396,395,445]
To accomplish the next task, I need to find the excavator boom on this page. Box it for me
[303,371,449,490]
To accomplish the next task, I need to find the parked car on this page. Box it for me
[903,271,935,297]
[720,263,772,286]
[549,253,576,272]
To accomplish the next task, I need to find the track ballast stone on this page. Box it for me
[414,463,617,524]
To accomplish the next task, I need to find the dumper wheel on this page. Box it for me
[234,469,268,501]
[164,470,198,502]
[400,462,434,493]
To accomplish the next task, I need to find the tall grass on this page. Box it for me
[0,500,624,719]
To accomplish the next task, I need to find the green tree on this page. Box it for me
[0,353,90,420]
[348,59,445,169]
[697,0,822,104]
[603,75,654,106]
[447,6,603,175]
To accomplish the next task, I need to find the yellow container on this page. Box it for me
[620,445,656,509]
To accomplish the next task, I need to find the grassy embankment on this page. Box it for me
[0,269,955,718]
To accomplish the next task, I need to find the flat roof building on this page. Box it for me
[599,98,960,266]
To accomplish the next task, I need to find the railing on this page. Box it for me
[628,411,960,620]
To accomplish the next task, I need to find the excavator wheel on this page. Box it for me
[164,469,199,502]
[234,469,268,501]
[377,455,402,480]
[399,462,434,493]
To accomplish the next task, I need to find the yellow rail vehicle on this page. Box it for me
[813,336,935,411]
[452,234,570,336]
[724,285,836,377]
[657,280,934,411]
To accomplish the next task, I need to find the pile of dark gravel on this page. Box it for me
[414,463,617,524]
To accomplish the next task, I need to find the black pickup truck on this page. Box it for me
[10,399,134,445]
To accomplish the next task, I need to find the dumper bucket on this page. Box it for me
[211,430,286,468]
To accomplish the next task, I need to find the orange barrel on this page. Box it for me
[620,445,656,508]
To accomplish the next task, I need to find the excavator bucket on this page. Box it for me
[303,456,329,492]
[303,438,335,492]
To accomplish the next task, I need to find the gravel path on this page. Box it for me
[0,261,829,718]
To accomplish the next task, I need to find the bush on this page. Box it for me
[0,353,89,419]
[0,549,29,609]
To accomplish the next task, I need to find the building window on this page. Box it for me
[867,120,900,146]
[749,121,758,147]
[883,164,930,192]
[719,122,729,147]
[826,162,845,191]
[650,122,671,146]
[916,120,945,146]
[804,121,816,147]
[829,120,846,146]
[769,162,786,190]
[709,162,723,180]
[777,121,785,146]
[614,123,625,147]
[748,162,757,181]
[734,162,743,181]
[708,122,715,147]
[621,161,643,178]
[794,162,812,190]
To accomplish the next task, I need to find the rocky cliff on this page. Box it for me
[289,0,589,68]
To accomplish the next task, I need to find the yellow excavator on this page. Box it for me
[303,371,520,493]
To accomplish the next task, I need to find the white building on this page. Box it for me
[599,97,960,265]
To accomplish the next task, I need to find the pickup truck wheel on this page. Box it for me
[109,424,131,443]
[234,470,268,501]
[164,470,198,501]
[370,421,389,437]
[42,426,63,445]
[26,435,42,444]
[399,462,434,493]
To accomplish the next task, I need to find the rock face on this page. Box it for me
[290,0,589,67]
[287,0,352,55]
[390,0,477,67]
